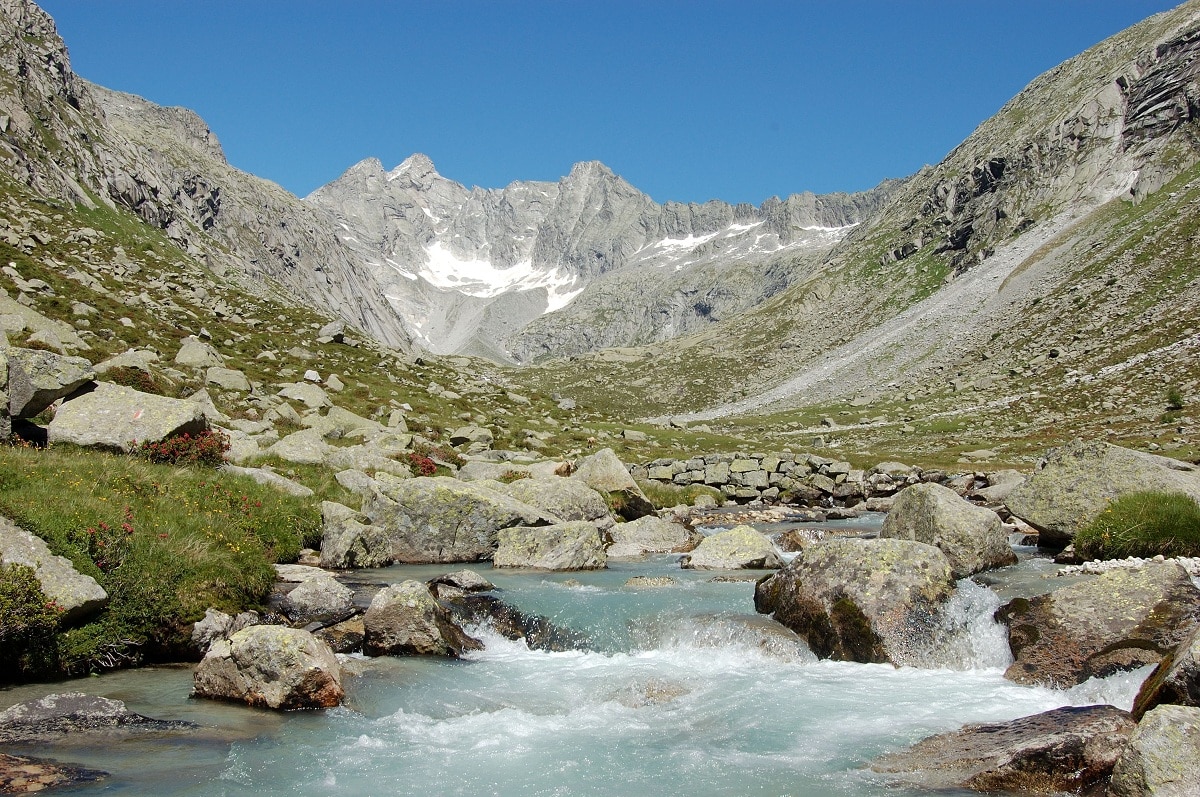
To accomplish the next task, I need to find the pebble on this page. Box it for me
[1056,555,1200,577]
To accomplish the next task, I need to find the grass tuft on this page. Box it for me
[1075,490,1200,560]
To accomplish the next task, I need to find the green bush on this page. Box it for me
[1075,491,1200,560]
[105,366,163,395]
[0,563,62,678]
[137,429,230,467]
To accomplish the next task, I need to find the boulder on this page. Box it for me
[4,347,94,418]
[679,525,783,570]
[571,448,654,520]
[279,574,355,625]
[497,477,610,524]
[318,501,392,569]
[190,608,260,655]
[449,425,493,448]
[362,580,482,657]
[1132,621,1200,720]
[173,336,223,368]
[755,537,955,665]
[970,469,1026,504]
[880,482,1016,578]
[1006,441,1200,548]
[998,562,1200,688]
[493,522,607,570]
[427,569,495,600]
[0,349,8,440]
[191,625,344,709]
[871,705,1136,794]
[0,517,107,625]
[205,366,251,392]
[313,617,364,654]
[277,382,331,410]
[361,475,559,563]
[0,752,106,793]
[0,693,193,744]
[47,382,207,453]
[606,515,704,558]
[444,592,589,652]
[93,348,158,374]
[219,464,313,497]
[266,427,334,465]
[1110,704,1200,797]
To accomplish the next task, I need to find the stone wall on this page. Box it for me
[631,453,945,507]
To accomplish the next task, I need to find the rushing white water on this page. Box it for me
[0,555,1150,797]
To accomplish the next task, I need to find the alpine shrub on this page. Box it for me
[137,429,230,467]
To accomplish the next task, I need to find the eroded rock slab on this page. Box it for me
[0,693,193,744]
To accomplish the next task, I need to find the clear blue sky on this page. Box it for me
[40,0,1182,205]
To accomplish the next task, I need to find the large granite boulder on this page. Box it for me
[1110,704,1200,797]
[755,537,956,665]
[47,382,207,453]
[279,573,355,625]
[4,347,94,419]
[361,475,559,563]
[880,482,1016,578]
[497,477,610,524]
[190,608,261,655]
[493,522,607,570]
[173,336,224,368]
[0,517,107,625]
[191,625,344,709]
[872,705,1136,794]
[679,525,783,570]
[318,501,392,569]
[571,448,654,520]
[998,562,1200,688]
[1132,621,1200,720]
[0,693,192,744]
[1006,441,1200,548]
[606,515,703,559]
[266,428,334,465]
[362,580,482,657]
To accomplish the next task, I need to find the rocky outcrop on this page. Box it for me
[362,579,482,657]
[572,448,653,520]
[3,347,94,418]
[1110,704,1200,797]
[191,626,344,709]
[871,705,1137,794]
[879,482,1016,578]
[605,516,703,559]
[1006,441,1200,548]
[755,537,956,665]
[496,477,610,525]
[46,382,207,453]
[998,562,1200,687]
[493,522,607,570]
[1132,621,1200,720]
[318,501,391,569]
[362,475,558,563]
[0,517,107,625]
[679,525,783,570]
[0,693,193,744]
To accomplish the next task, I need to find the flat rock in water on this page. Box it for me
[680,525,783,570]
[607,516,703,559]
[0,752,106,794]
[998,561,1200,688]
[0,693,194,744]
[872,704,1136,794]
[493,522,607,571]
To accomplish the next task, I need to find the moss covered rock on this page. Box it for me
[679,525,782,570]
[494,522,607,571]
[191,625,344,710]
[880,482,1016,578]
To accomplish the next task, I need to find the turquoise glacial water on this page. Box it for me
[0,553,1148,797]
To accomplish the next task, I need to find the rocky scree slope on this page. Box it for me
[526,0,1200,460]
[305,155,898,361]
[0,0,412,351]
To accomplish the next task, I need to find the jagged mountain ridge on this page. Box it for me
[305,154,897,361]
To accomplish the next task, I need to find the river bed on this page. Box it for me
[0,537,1149,796]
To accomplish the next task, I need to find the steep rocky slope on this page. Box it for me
[306,155,897,360]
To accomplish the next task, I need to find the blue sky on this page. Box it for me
[41,1,1181,205]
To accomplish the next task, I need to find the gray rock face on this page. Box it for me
[205,366,251,392]
[998,562,1200,688]
[679,525,783,570]
[755,537,956,665]
[0,516,107,625]
[1133,621,1200,720]
[872,705,1137,794]
[173,336,223,369]
[219,465,314,497]
[191,625,344,709]
[880,482,1016,578]
[362,580,482,657]
[279,574,355,625]
[497,477,610,524]
[493,522,607,571]
[606,516,703,559]
[0,692,193,744]
[47,382,207,453]
[571,448,654,520]
[318,501,392,569]
[4,347,94,418]
[1110,704,1200,797]
[1007,441,1200,548]
[190,608,261,655]
[362,475,559,563]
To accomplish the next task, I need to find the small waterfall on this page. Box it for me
[906,578,1013,670]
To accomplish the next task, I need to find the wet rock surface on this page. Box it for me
[0,693,194,744]
[0,753,107,794]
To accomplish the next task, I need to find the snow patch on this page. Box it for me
[418,242,581,311]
